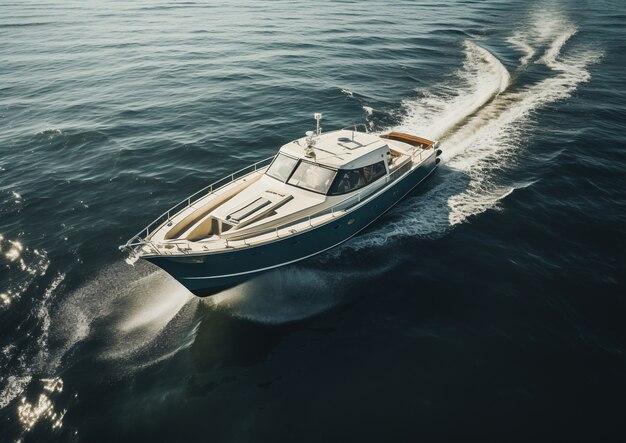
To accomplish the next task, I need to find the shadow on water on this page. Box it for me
[191,307,290,372]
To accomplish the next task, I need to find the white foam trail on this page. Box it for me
[507,32,535,66]
[433,13,598,231]
[396,40,510,142]
[538,26,577,69]
[507,10,578,69]
[344,12,601,250]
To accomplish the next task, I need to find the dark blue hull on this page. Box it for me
[146,153,438,296]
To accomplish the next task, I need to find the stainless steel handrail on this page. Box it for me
[120,155,275,253]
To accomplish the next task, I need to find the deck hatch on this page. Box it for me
[226,197,271,224]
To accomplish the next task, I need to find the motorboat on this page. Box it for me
[120,114,441,296]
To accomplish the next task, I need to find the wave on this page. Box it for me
[395,40,511,142]
[207,259,397,324]
[48,262,198,378]
[507,32,536,66]
[538,26,578,69]
[207,267,340,324]
[342,11,601,250]
[0,261,199,412]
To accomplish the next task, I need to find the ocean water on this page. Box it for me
[1,0,625,441]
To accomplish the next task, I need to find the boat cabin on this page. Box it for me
[267,129,391,195]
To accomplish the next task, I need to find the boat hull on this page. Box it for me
[145,153,438,296]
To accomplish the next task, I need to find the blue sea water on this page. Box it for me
[1,0,625,441]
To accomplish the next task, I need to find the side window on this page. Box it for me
[362,161,386,184]
[329,169,363,195]
[328,161,387,195]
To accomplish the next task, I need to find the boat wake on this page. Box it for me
[49,261,199,377]
[0,261,199,417]
[206,267,342,324]
[347,10,601,250]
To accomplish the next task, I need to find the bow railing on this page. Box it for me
[120,155,275,254]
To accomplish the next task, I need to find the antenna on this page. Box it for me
[314,113,322,136]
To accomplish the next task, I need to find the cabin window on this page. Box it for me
[328,161,386,195]
[266,153,299,182]
[287,161,337,194]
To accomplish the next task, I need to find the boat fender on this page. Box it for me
[436,149,442,157]
[435,157,441,164]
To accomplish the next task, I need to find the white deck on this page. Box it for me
[127,130,436,257]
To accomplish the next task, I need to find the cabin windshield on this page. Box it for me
[266,153,299,182]
[287,161,336,194]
